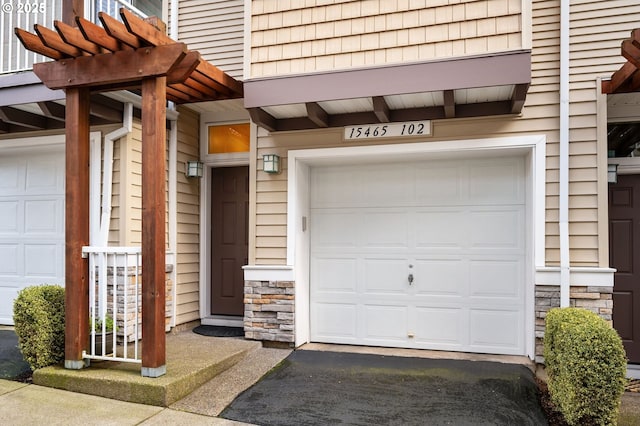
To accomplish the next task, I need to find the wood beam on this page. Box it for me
[510,83,529,113]
[373,96,390,122]
[443,90,455,118]
[622,39,640,69]
[33,43,188,90]
[604,61,638,94]
[141,76,167,376]
[76,17,126,52]
[37,102,65,121]
[99,12,142,49]
[166,51,201,84]
[0,107,48,129]
[54,20,105,55]
[248,108,277,132]
[306,102,329,127]
[64,87,90,369]
[62,0,83,27]
[15,28,65,60]
[34,24,84,57]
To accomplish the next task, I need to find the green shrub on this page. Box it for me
[544,307,627,425]
[13,284,65,370]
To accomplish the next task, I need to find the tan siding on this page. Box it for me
[249,2,640,268]
[118,122,143,246]
[175,106,201,325]
[176,0,245,79]
[250,0,523,78]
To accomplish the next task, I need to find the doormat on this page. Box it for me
[627,379,640,393]
[192,325,245,338]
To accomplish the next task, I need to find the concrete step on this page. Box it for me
[33,331,262,407]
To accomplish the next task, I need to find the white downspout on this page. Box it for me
[168,0,179,328]
[168,117,178,328]
[559,0,570,307]
[98,103,133,247]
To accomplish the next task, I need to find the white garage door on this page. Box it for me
[310,155,527,355]
[0,147,65,324]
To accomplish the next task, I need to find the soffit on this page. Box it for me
[244,51,531,132]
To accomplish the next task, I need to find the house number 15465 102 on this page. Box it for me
[344,121,431,140]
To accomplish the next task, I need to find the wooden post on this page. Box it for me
[61,0,83,26]
[141,76,167,377]
[64,87,90,369]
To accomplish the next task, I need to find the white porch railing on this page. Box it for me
[91,0,151,22]
[83,246,142,364]
[0,0,62,73]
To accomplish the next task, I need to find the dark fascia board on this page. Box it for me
[244,50,531,108]
[0,71,64,106]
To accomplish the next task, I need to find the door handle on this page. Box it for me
[408,274,414,285]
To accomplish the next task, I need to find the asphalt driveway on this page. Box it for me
[221,350,547,426]
[0,329,30,380]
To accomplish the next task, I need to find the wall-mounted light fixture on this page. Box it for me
[263,154,281,174]
[608,163,618,184]
[186,160,203,178]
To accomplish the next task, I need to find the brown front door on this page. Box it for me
[211,166,248,316]
[610,173,640,363]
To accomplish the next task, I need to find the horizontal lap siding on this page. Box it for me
[251,1,639,267]
[176,106,201,324]
[177,0,245,79]
[250,0,523,78]
[569,1,640,265]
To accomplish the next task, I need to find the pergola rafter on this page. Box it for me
[603,28,640,94]
[15,8,243,377]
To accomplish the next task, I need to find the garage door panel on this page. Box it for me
[364,258,408,295]
[25,159,64,194]
[24,244,61,277]
[25,200,61,234]
[413,259,466,296]
[413,307,465,345]
[312,303,357,340]
[311,167,362,208]
[469,309,521,351]
[415,166,462,205]
[363,211,408,248]
[311,211,359,249]
[312,257,357,293]
[414,210,465,248]
[361,166,413,206]
[469,259,523,300]
[0,201,19,233]
[468,160,524,205]
[469,208,524,250]
[364,305,407,341]
[0,244,19,275]
[0,161,21,193]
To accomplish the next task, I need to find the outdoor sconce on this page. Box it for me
[186,160,204,178]
[608,163,618,184]
[263,154,281,174]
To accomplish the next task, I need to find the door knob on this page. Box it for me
[408,273,414,285]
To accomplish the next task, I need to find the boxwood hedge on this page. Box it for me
[13,284,65,370]
[544,307,626,425]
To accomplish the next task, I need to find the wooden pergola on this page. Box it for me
[16,8,242,377]
[602,28,640,94]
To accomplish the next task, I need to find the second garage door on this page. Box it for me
[309,155,527,355]
[0,147,65,324]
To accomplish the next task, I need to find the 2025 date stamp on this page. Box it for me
[2,1,48,14]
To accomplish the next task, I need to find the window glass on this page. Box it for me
[208,124,250,154]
